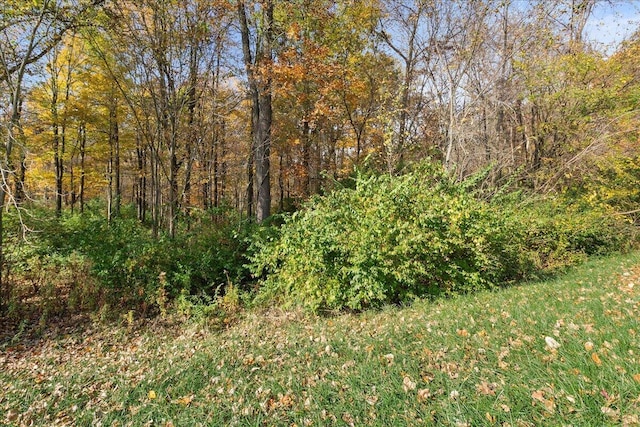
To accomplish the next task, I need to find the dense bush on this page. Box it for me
[251,163,637,312]
[506,196,636,272]
[251,164,528,312]
[3,163,636,319]
[4,203,256,316]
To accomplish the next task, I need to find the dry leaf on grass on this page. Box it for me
[417,388,431,402]
[403,375,416,392]
[476,381,497,396]
[545,336,560,350]
[591,352,603,366]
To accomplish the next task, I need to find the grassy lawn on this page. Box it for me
[2,252,640,426]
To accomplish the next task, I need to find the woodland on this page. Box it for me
[2,1,640,425]
[1,0,640,323]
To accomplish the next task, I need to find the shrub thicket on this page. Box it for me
[3,203,255,317]
[251,162,636,312]
[3,163,636,319]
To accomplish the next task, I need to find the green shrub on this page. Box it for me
[507,197,636,272]
[3,202,257,316]
[250,163,530,312]
[251,162,638,313]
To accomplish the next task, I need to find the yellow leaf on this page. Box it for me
[591,352,603,366]
[148,390,157,400]
[584,341,594,351]
[632,373,640,383]
[173,395,194,406]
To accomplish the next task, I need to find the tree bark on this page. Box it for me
[237,0,273,223]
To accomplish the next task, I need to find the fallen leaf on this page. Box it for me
[476,381,496,396]
[622,413,639,426]
[417,388,431,402]
[591,352,602,366]
[6,409,18,422]
[342,412,355,427]
[456,329,469,337]
[173,395,194,406]
[532,390,545,402]
[545,336,560,350]
[632,373,640,383]
[601,406,620,420]
[584,341,594,351]
[531,389,555,413]
[148,390,157,400]
[383,353,394,365]
[365,395,378,406]
[403,375,416,392]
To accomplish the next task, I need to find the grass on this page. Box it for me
[2,252,640,426]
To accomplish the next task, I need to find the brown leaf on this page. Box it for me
[531,389,556,413]
[476,381,496,396]
[417,388,431,402]
[342,412,355,427]
[403,375,416,392]
[601,406,620,421]
[622,413,640,426]
[365,395,378,406]
[531,390,545,402]
[591,352,603,366]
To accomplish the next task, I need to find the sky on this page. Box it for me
[584,0,640,54]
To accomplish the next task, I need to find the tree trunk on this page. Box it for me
[107,92,120,221]
[13,97,26,204]
[238,0,273,223]
[50,66,64,216]
[79,123,86,213]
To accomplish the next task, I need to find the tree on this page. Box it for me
[0,0,104,312]
[237,0,274,223]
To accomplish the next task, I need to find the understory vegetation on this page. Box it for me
[0,161,637,328]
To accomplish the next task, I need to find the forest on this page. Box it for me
[3,1,640,425]
[1,0,640,322]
